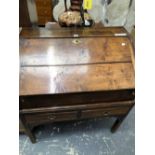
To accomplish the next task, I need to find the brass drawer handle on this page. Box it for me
[103,112,109,116]
[48,115,56,120]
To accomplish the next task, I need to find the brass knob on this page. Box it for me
[104,112,109,116]
[48,116,56,120]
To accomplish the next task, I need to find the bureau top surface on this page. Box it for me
[20,27,135,96]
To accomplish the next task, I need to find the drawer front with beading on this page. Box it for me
[23,105,132,126]
[24,111,78,125]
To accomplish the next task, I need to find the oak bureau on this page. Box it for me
[19,27,135,143]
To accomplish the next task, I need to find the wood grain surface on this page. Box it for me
[20,27,134,96]
[20,37,131,66]
[20,27,127,38]
[20,63,134,95]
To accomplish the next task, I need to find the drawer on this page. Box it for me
[23,106,131,126]
[36,7,52,16]
[38,16,52,25]
[25,111,77,125]
[35,0,51,7]
[81,107,130,119]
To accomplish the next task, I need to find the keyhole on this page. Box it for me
[72,39,81,45]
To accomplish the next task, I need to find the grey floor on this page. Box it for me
[19,107,134,155]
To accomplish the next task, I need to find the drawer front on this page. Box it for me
[23,105,131,126]
[25,111,77,125]
[37,7,52,16]
[81,107,130,119]
[20,90,134,109]
[35,0,51,7]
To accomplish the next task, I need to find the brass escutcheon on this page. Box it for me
[72,39,81,45]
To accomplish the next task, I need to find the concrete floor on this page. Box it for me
[19,107,134,155]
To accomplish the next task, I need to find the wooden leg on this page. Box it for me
[111,104,134,133]
[20,116,36,143]
[23,124,36,143]
[111,116,125,133]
